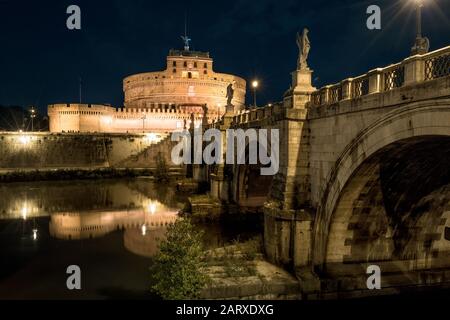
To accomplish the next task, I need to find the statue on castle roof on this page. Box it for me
[296,28,310,70]
[181,35,191,51]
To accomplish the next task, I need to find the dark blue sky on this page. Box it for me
[0,0,449,113]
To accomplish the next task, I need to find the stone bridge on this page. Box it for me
[195,45,450,298]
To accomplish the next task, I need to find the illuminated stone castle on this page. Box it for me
[48,48,246,133]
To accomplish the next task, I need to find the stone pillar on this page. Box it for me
[404,55,425,85]
[209,108,234,202]
[340,78,353,100]
[368,68,382,94]
[192,108,208,184]
[274,68,315,209]
[288,69,316,109]
[264,67,315,270]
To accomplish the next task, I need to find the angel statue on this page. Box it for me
[226,81,235,107]
[296,28,311,70]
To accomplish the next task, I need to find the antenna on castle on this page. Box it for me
[181,12,191,51]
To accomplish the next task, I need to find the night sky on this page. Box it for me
[0,0,449,113]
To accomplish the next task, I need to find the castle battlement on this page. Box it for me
[48,103,216,133]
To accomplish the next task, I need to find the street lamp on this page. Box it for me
[411,0,430,55]
[252,80,259,108]
[415,0,424,38]
[30,107,36,132]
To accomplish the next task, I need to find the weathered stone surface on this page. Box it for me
[0,132,179,170]
[201,260,301,300]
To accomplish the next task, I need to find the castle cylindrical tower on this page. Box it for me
[123,50,246,115]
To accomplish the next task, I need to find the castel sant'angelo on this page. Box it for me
[48,39,247,133]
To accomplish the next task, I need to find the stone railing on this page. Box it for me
[232,103,283,127]
[202,103,284,130]
[310,45,450,107]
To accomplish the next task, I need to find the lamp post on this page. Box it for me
[411,0,430,55]
[252,80,259,108]
[30,107,36,132]
[416,0,423,38]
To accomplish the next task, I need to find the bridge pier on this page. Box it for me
[263,67,316,269]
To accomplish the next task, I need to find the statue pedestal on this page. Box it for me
[283,68,316,109]
[225,103,235,115]
[292,68,315,93]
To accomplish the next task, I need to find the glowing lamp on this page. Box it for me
[149,203,156,215]
[22,206,28,220]
[19,135,31,145]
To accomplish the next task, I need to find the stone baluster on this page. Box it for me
[340,78,353,100]
[368,68,383,94]
[404,55,425,85]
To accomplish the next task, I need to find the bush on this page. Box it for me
[150,219,207,300]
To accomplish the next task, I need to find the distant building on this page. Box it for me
[48,48,246,133]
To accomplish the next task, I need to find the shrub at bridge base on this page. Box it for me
[150,218,207,300]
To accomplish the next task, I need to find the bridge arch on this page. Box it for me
[312,99,450,274]
[232,134,275,209]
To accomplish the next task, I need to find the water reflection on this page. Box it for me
[0,179,261,299]
[0,179,182,258]
[49,208,177,257]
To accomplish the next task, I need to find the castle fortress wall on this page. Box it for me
[48,103,209,133]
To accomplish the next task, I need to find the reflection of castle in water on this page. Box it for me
[124,227,168,258]
[49,203,178,257]
[0,180,182,258]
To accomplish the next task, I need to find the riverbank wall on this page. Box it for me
[0,132,178,169]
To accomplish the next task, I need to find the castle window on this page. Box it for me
[173,68,176,73]
[183,61,187,67]
[204,70,207,75]
[173,61,176,67]
[204,63,207,68]
[194,62,197,68]
[188,72,192,79]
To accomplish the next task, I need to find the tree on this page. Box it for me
[150,219,207,300]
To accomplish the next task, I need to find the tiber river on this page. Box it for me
[0,178,260,299]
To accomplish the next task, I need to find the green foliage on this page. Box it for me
[204,237,262,278]
[154,152,170,182]
[241,237,262,261]
[150,219,207,300]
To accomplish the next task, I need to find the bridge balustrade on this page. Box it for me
[309,45,450,108]
[383,63,405,91]
[352,75,370,98]
[424,49,450,80]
